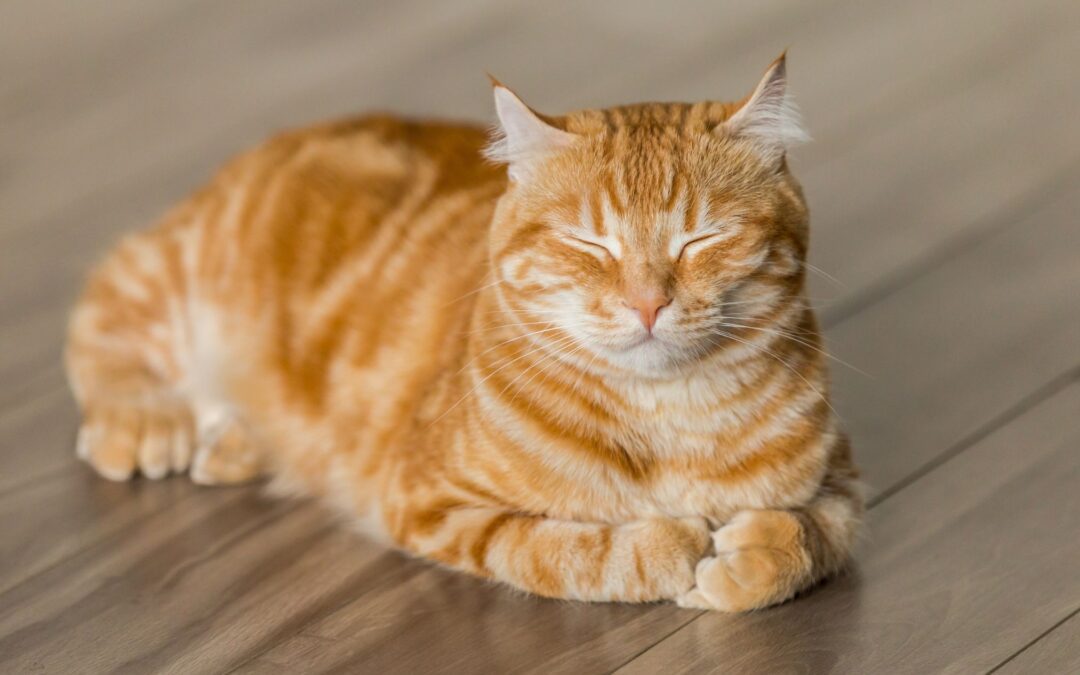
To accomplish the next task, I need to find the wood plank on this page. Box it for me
[0,463,249,596]
[0,378,73,492]
[0,491,310,673]
[618,376,1080,674]
[804,14,1080,317]
[829,185,1080,497]
[992,610,1080,675]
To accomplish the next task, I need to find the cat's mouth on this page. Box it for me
[609,332,678,359]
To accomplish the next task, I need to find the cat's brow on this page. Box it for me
[580,192,607,237]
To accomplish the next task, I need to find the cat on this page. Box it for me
[66,54,862,611]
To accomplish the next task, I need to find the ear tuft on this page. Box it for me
[721,54,809,159]
[484,83,576,181]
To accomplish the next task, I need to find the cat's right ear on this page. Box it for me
[718,53,809,164]
[484,78,576,182]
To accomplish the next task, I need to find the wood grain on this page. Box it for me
[992,610,1080,675]
[1,0,1078,672]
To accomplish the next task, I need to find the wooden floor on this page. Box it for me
[2,1,1078,672]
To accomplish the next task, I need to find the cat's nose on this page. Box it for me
[622,291,671,333]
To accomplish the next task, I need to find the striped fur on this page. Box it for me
[66,57,862,611]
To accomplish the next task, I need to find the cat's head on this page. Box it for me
[485,55,811,377]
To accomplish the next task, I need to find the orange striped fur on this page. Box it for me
[66,55,862,611]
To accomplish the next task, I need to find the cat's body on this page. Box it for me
[67,57,862,611]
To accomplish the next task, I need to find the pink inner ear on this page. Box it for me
[722,58,809,155]
[486,86,576,178]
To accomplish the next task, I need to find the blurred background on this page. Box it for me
[2,1,1078,673]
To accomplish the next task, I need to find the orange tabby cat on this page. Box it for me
[66,55,862,611]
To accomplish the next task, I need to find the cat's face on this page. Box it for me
[488,57,809,377]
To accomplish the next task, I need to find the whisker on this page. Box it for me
[715,321,871,377]
[504,338,589,405]
[706,328,840,418]
[441,276,503,307]
[803,261,845,288]
[430,333,582,426]
[565,340,606,397]
[462,319,588,336]
[454,324,578,375]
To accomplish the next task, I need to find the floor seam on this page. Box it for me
[605,610,706,674]
[869,363,1080,509]
[821,159,1080,330]
[984,605,1080,675]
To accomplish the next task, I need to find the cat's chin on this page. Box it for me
[595,336,696,379]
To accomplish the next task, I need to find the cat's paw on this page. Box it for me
[190,417,262,486]
[677,509,811,612]
[77,402,194,481]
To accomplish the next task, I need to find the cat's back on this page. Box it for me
[188,113,507,316]
[168,115,507,421]
[208,114,505,272]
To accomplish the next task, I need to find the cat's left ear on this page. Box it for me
[719,53,809,163]
[484,79,577,182]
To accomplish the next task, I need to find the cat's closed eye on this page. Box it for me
[674,230,734,262]
[564,234,617,260]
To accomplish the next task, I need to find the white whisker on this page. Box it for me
[716,321,871,377]
[706,328,840,417]
[504,337,589,405]
[803,261,845,288]
[430,332,582,426]
[442,277,503,307]
[454,324,581,376]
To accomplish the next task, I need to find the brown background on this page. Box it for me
[1,1,1078,672]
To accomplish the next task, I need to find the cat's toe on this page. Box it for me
[190,420,262,486]
[675,583,715,610]
[78,406,139,481]
[170,418,194,473]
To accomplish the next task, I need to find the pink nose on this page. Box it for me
[623,292,671,332]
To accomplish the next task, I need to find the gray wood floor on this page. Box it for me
[2,1,1078,672]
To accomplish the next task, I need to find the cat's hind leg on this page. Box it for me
[66,223,262,484]
[67,224,197,481]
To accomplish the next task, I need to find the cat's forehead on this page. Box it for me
[569,181,712,244]
[563,101,735,135]
[538,105,763,243]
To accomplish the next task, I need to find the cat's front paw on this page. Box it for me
[676,509,811,612]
